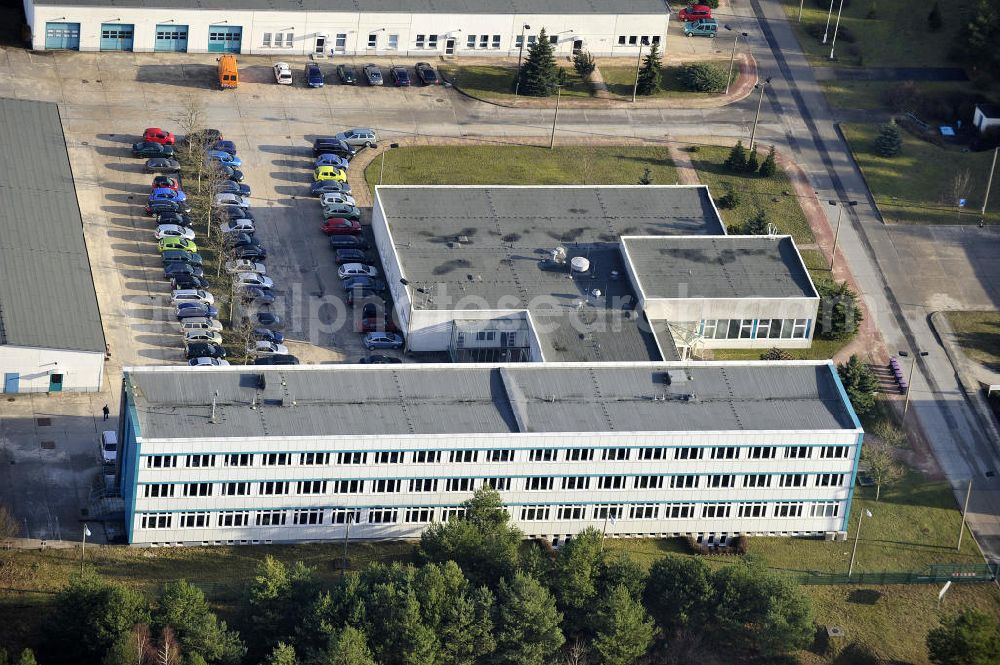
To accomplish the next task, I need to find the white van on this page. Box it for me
[101,430,118,465]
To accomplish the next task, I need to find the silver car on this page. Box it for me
[335,128,378,148]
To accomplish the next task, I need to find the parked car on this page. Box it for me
[215,192,250,209]
[179,317,222,333]
[186,343,226,360]
[172,274,209,290]
[273,62,293,85]
[329,235,369,250]
[363,64,383,86]
[414,62,439,85]
[249,340,290,356]
[214,205,254,223]
[152,176,179,190]
[322,204,361,220]
[132,141,175,158]
[101,430,118,464]
[238,286,276,306]
[335,128,378,148]
[323,218,362,235]
[344,276,386,292]
[390,66,411,86]
[346,289,380,306]
[159,237,198,253]
[234,244,268,260]
[220,219,256,235]
[359,354,402,364]
[338,263,379,279]
[235,272,274,289]
[164,262,204,279]
[334,248,370,265]
[312,137,358,159]
[253,311,283,329]
[218,180,251,197]
[315,153,350,170]
[207,150,242,167]
[189,357,230,366]
[171,289,215,306]
[678,4,713,21]
[146,199,192,216]
[162,250,203,266]
[319,191,356,207]
[156,211,192,227]
[215,164,245,182]
[176,303,219,320]
[225,259,267,274]
[213,140,238,156]
[184,330,224,345]
[358,317,400,333]
[155,224,195,241]
[336,64,358,84]
[683,18,718,37]
[305,63,325,87]
[226,232,261,249]
[149,187,186,203]
[311,180,353,196]
[144,158,181,174]
[252,328,285,343]
[363,332,404,349]
[314,165,348,182]
[254,355,299,365]
[142,127,176,145]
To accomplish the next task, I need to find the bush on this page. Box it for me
[805,22,855,43]
[678,63,728,92]
[759,145,777,177]
[716,190,740,209]
[724,140,748,172]
[730,535,749,555]
[885,81,921,113]
[928,1,944,31]
[573,50,595,78]
[701,0,719,7]
[815,277,863,339]
[873,119,902,157]
[743,209,770,235]
[760,347,793,361]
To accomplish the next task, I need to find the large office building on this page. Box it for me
[25,0,670,56]
[0,98,106,394]
[120,362,862,547]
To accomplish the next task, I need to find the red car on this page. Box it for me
[143,127,176,145]
[356,317,400,333]
[322,218,362,235]
[152,176,180,191]
[678,4,712,21]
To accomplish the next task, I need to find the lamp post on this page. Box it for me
[748,76,772,152]
[822,0,836,43]
[957,478,973,551]
[981,146,998,225]
[377,143,401,186]
[827,199,858,271]
[898,349,929,417]
[514,23,531,97]
[549,84,563,149]
[847,509,872,577]
[340,512,353,574]
[828,0,847,59]
[723,26,748,96]
[81,524,91,575]
[631,37,649,103]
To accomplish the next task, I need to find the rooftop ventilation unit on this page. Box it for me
[551,246,567,263]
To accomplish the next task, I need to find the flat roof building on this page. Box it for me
[0,98,106,393]
[120,361,862,546]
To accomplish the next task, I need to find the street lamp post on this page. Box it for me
[898,350,929,417]
[981,146,998,225]
[748,77,772,152]
[828,0,847,59]
[828,199,858,271]
[822,0,836,43]
[81,524,91,575]
[631,37,649,103]
[847,509,872,577]
[514,24,531,97]
[340,512,353,574]
[549,85,563,149]
[378,143,401,186]
[724,26,748,96]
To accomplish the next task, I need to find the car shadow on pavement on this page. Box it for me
[93,145,131,157]
[134,334,179,349]
[258,144,310,155]
[271,158,313,169]
[105,163,144,173]
[108,229,154,242]
[268,170,310,183]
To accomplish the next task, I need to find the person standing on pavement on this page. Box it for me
[102,404,109,421]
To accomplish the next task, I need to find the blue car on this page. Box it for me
[176,303,219,319]
[315,153,349,170]
[207,150,242,168]
[305,63,325,88]
[343,275,385,291]
[219,180,251,196]
[213,140,237,156]
[253,327,285,343]
[149,187,187,203]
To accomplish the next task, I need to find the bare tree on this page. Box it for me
[207,221,236,280]
[563,638,589,665]
[0,503,19,541]
[133,623,154,665]
[950,169,972,207]
[171,96,206,159]
[863,433,904,501]
[237,315,259,364]
[155,627,181,665]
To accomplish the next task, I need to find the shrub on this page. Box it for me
[760,347,793,361]
[805,22,855,43]
[759,145,777,177]
[814,277,863,339]
[743,210,770,235]
[716,190,740,209]
[678,63,728,92]
[730,535,749,555]
[885,81,921,113]
[701,0,719,7]
[573,50,596,78]
[724,140,748,172]
[745,145,760,172]
[928,1,944,31]
[873,119,902,157]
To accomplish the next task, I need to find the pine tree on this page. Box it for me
[837,355,879,416]
[745,145,760,173]
[573,50,596,78]
[591,586,655,665]
[724,140,747,171]
[14,651,36,665]
[743,210,770,235]
[635,42,663,95]
[873,120,902,157]
[263,643,298,665]
[927,1,944,31]
[494,573,565,665]
[759,145,777,177]
[517,28,560,96]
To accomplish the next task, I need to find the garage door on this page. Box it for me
[100,23,134,51]
[44,22,80,50]
[155,24,188,52]
[208,25,242,53]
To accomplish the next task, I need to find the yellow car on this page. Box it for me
[314,165,347,182]
[159,237,198,253]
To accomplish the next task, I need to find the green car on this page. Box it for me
[683,18,718,37]
[132,141,176,158]
[159,237,198,253]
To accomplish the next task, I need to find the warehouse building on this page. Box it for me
[0,98,106,394]
[24,0,670,56]
[371,186,818,362]
[120,361,862,546]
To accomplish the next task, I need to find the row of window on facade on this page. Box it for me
[258,32,561,50]
[143,444,852,470]
[697,318,811,341]
[616,35,662,46]
[138,499,842,531]
[141,471,848,499]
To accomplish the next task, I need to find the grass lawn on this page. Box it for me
[820,80,991,112]
[708,337,845,361]
[780,0,978,68]
[437,64,591,101]
[366,145,679,190]
[841,123,1000,224]
[945,310,1000,371]
[688,145,816,244]
[599,61,735,99]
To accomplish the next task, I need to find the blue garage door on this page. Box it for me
[155,24,188,52]
[3,373,19,393]
[208,25,242,53]
[44,22,80,50]
[100,23,135,51]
